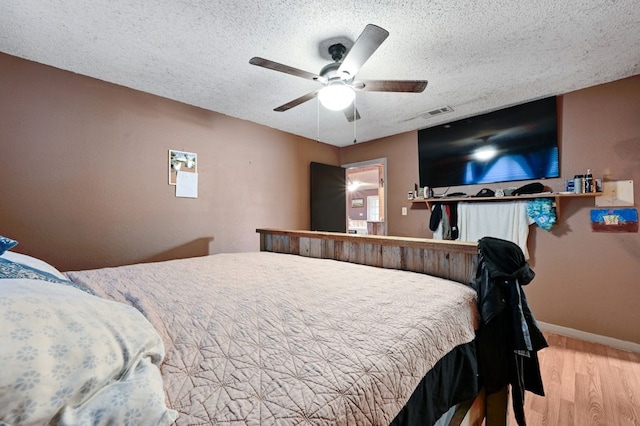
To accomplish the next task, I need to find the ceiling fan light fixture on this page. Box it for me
[318,82,355,111]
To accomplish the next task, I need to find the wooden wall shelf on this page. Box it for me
[412,192,599,220]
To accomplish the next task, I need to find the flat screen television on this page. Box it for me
[418,96,559,189]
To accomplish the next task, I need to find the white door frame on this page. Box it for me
[342,157,387,235]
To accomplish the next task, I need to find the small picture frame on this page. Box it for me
[169,150,197,185]
[351,198,364,208]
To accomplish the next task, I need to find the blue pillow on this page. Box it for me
[0,258,95,295]
[0,235,18,255]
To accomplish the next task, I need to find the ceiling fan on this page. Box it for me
[249,24,428,122]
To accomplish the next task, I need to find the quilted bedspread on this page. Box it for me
[66,252,478,425]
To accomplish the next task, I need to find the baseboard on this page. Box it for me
[538,321,640,354]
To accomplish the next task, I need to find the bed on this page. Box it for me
[1,230,489,425]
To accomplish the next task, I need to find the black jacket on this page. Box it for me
[471,237,548,426]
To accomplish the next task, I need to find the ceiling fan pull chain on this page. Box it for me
[317,96,320,143]
[353,98,357,144]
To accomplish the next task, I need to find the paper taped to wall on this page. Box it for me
[176,171,198,198]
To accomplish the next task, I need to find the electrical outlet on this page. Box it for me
[402,207,408,216]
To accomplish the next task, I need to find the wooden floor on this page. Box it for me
[507,332,640,426]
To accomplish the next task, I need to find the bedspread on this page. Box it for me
[66,252,478,425]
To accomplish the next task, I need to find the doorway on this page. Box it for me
[343,158,387,235]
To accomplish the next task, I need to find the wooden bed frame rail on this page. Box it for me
[256,228,478,285]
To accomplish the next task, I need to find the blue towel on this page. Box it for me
[527,198,556,231]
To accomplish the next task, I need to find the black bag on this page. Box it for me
[512,182,544,195]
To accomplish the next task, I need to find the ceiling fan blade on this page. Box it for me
[344,106,361,122]
[338,24,389,79]
[274,90,320,112]
[249,57,326,83]
[353,80,428,92]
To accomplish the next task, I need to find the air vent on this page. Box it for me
[401,106,455,124]
[426,106,454,116]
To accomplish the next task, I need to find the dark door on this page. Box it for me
[310,162,346,232]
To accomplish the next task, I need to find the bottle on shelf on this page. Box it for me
[424,186,433,198]
[585,169,593,193]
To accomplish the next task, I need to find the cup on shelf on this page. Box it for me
[573,175,584,194]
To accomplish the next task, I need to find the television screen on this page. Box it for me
[418,97,559,188]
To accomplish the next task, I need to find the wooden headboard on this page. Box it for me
[256,229,478,285]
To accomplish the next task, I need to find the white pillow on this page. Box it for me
[0,279,179,425]
[0,250,66,280]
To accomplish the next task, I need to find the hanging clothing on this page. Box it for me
[526,198,557,231]
[457,201,534,258]
[472,236,548,426]
[429,202,459,240]
[429,202,443,232]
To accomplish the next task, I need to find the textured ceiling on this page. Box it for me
[1,1,639,147]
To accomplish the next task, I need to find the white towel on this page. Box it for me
[458,201,534,258]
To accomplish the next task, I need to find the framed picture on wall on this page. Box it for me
[169,149,197,185]
[351,198,364,208]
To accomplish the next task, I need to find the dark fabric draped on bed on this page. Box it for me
[390,341,478,426]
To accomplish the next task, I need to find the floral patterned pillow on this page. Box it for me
[0,278,178,425]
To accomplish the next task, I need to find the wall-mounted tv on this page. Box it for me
[418,97,559,189]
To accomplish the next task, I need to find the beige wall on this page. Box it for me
[1,52,638,344]
[0,53,339,271]
[342,76,640,344]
